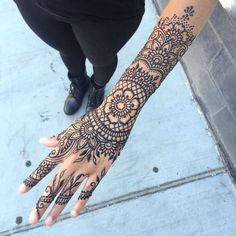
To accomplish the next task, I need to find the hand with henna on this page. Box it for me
[18,0,217,227]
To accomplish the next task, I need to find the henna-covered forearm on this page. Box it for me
[101,0,218,120]
[86,0,218,161]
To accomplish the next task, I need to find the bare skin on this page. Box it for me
[18,0,218,227]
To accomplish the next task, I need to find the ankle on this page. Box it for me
[90,75,105,89]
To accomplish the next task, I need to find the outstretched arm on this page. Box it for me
[94,0,218,158]
[19,0,218,226]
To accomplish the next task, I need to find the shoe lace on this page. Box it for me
[69,81,86,100]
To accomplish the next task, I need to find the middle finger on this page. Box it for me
[29,167,69,224]
[44,171,88,226]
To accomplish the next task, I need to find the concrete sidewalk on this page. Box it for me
[1,0,236,235]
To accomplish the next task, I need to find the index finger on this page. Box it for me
[18,125,77,193]
[18,149,60,193]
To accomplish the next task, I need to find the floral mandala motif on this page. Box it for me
[138,35,176,76]
[79,119,97,148]
[105,89,139,124]
[97,141,122,161]
[135,8,195,79]
[161,21,190,45]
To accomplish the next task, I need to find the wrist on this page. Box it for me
[98,60,159,123]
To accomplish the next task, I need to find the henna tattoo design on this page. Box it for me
[23,128,74,188]
[78,167,106,200]
[23,159,57,188]
[50,6,195,165]
[133,5,195,82]
[55,172,85,205]
[35,169,66,218]
[35,168,106,219]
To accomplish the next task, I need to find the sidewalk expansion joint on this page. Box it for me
[1,166,226,236]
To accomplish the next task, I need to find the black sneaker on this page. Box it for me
[64,71,89,115]
[85,74,105,113]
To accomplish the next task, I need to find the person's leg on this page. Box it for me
[69,15,144,113]
[13,0,86,77]
[70,15,144,87]
[13,0,91,115]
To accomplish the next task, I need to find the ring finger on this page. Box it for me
[70,167,107,217]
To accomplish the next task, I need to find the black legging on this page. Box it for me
[13,0,144,87]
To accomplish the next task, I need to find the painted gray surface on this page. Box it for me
[153,0,236,177]
[1,0,236,235]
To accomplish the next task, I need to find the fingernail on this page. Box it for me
[39,137,49,143]
[45,216,55,226]
[18,183,27,193]
[29,213,38,224]
[70,211,78,217]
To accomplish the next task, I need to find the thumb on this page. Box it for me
[39,135,59,148]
